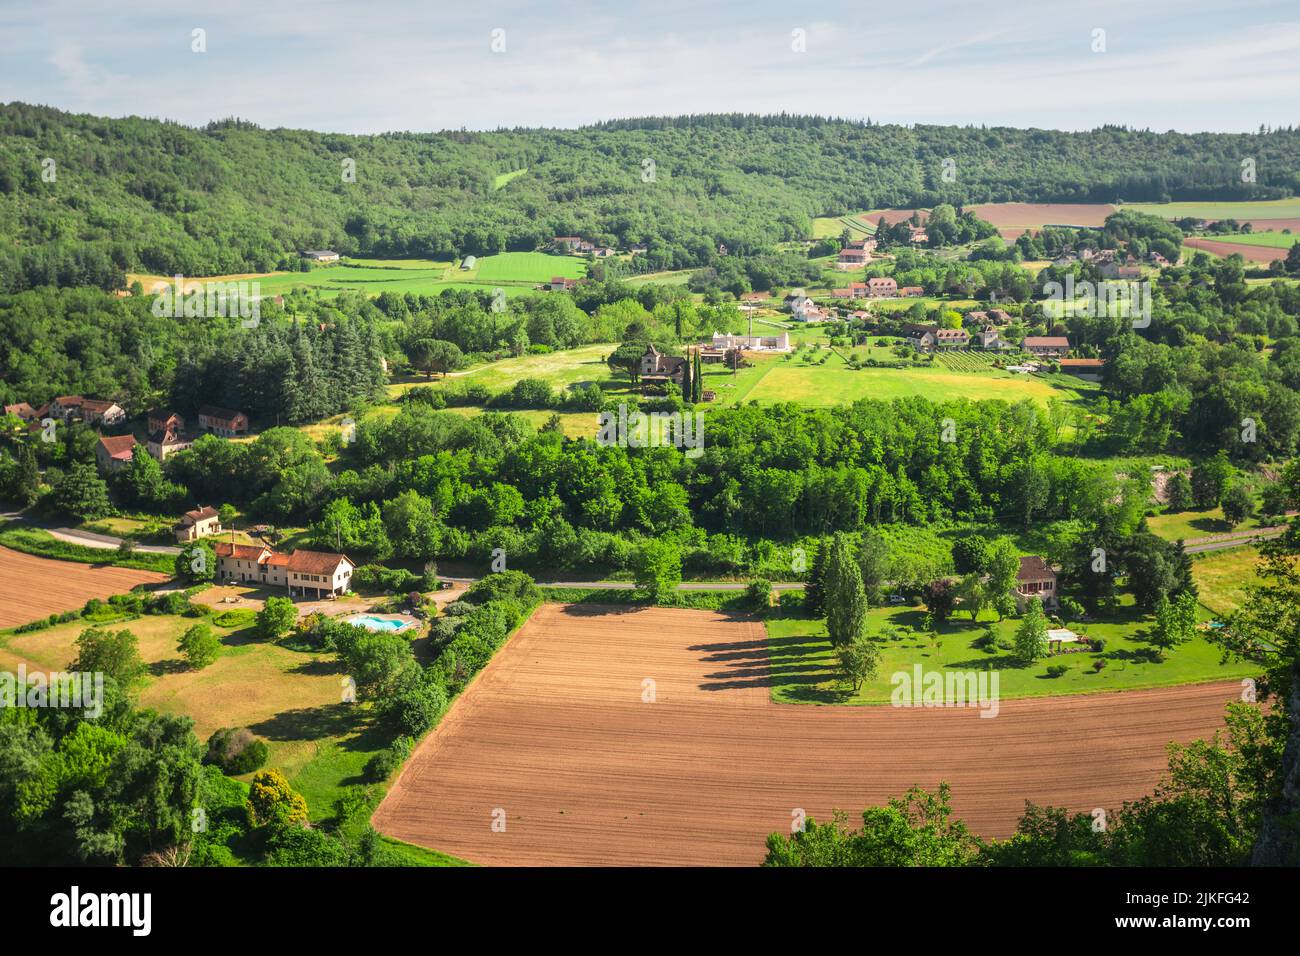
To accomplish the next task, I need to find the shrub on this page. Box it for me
[246,769,309,829]
[178,623,222,669]
[1044,664,1069,678]
[364,736,413,783]
[352,564,422,594]
[205,727,270,775]
[381,678,448,737]
[745,579,773,611]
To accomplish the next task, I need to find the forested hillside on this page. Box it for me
[2,103,1298,282]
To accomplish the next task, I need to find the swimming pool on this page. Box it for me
[347,614,413,632]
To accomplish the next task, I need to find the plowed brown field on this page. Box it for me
[1184,237,1288,263]
[0,546,169,628]
[373,604,1238,866]
[968,202,1117,239]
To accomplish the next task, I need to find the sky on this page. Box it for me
[1,0,1298,134]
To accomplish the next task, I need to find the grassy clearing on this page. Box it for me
[734,349,1081,407]
[1195,232,1298,249]
[765,598,1256,705]
[1146,507,1273,542]
[388,344,616,398]
[0,610,388,822]
[469,252,586,284]
[132,253,585,300]
[493,168,528,189]
[1126,199,1300,220]
[1190,546,1260,617]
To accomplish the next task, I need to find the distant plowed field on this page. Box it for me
[1184,237,1286,263]
[968,202,1116,239]
[373,603,1238,866]
[0,546,169,628]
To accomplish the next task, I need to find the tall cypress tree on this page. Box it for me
[823,533,869,647]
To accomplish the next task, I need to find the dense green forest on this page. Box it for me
[2,103,1299,282]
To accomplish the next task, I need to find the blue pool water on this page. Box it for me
[348,614,410,632]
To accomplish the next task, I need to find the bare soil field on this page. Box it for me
[0,546,169,628]
[968,202,1117,239]
[373,603,1239,866]
[1184,237,1288,264]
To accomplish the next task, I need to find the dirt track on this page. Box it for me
[0,546,169,628]
[373,604,1240,866]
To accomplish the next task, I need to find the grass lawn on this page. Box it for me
[1194,232,1298,249]
[389,343,617,398]
[728,348,1082,407]
[1190,546,1260,617]
[1146,507,1272,542]
[811,212,876,239]
[1127,199,1300,220]
[469,251,586,284]
[493,168,528,189]
[765,599,1256,705]
[0,612,386,822]
[132,253,585,300]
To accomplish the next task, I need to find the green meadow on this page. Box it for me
[132,252,587,301]
[765,598,1257,706]
[1195,232,1298,249]
[1127,198,1300,220]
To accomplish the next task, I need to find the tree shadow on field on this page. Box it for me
[558,601,644,617]
[149,657,190,677]
[248,702,361,742]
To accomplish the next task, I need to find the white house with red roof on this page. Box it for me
[214,541,355,598]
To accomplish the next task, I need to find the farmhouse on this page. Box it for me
[1015,555,1058,609]
[904,324,937,351]
[1021,336,1070,358]
[96,434,136,473]
[174,506,222,543]
[460,256,477,270]
[552,237,582,252]
[833,282,870,299]
[197,405,250,437]
[988,308,1012,324]
[4,402,38,423]
[550,276,578,292]
[710,332,791,352]
[1098,262,1142,280]
[1058,357,1106,381]
[147,410,185,435]
[836,247,872,269]
[975,328,1003,349]
[934,327,970,349]
[639,344,687,386]
[214,541,355,598]
[868,277,898,297]
[629,244,648,256]
[47,396,127,427]
[302,250,340,262]
[898,286,924,297]
[147,423,193,461]
[846,238,878,253]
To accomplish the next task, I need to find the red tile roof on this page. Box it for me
[98,434,137,460]
[1017,555,1056,582]
[214,542,270,561]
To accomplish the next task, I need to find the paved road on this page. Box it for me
[0,511,182,555]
